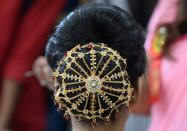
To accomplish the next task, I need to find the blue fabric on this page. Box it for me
[47,93,70,131]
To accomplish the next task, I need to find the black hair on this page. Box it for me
[46,4,146,84]
[46,4,146,125]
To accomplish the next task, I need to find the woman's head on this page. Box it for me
[46,4,145,126]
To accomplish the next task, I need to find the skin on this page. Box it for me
[32,56,54,90]
[0,79,21,131]
[130,75,150,114]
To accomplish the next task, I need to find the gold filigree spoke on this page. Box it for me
[102,85,124,93]
[65,73,84,81]
[66,86,86,93]
[95,55,103,74]
[69,92,86,100]
[83,92,90,110]
[77,96,86,104]
[82,57,92,73]
[90,48,97,71]
[100,90,119,98]
[100,93,116,108]
[104,71,126,80]
[65,81,85,86]
[103,80,124,84]
[97,94,102,110]
[69,66,86,78]
[90,93,96,112]
[74,61,90,77]
[70,96,86,110]
[98,57,112,77]
[101,64,118,79]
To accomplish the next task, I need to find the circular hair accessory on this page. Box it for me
[53,43,133,124]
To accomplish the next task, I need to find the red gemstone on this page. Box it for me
[64,52,67,57]
[51,76,55,81]
[87,43,93,49]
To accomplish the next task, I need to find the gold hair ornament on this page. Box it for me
[52,43,134,126]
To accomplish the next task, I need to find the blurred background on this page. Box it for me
[1,0,187,131]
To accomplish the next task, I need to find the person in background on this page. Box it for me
[132,0,187,131]
[0,0,66,130]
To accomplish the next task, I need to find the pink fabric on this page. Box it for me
[146,0,187,131]
[145,0,178,50]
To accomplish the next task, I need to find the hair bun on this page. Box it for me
[52,43,134,125]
